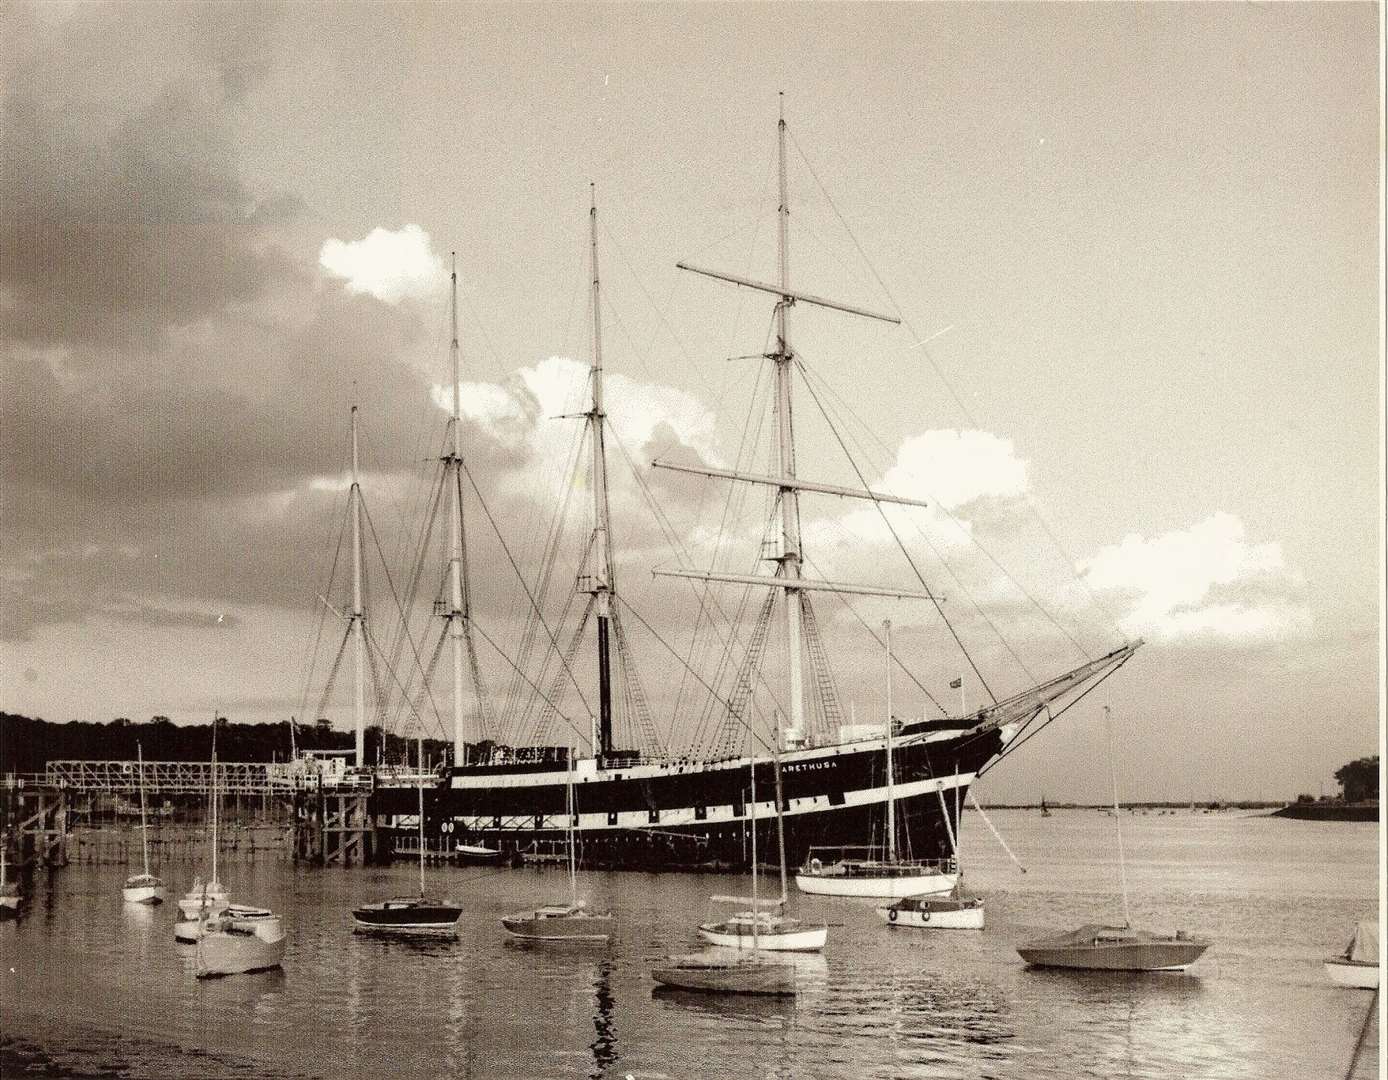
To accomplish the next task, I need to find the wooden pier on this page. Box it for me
[293,789,381,865]
[1,784,69,869]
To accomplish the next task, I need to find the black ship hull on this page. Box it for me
[371,722,1004,871]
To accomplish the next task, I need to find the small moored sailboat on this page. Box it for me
[502,753,612,942]
[354,733,462,935]
[1017,707,1209,971]
[122,743,166,905]
[798,621,958,900]
[177,725,230,924]
[1324,920,1379,989]
[698,733,825,952]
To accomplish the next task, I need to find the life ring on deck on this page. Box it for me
[809,857,822,874]
[921,910,931,922]
[887,908,898,923]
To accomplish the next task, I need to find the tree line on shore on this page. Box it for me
[0,712,456,775]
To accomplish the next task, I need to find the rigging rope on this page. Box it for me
[968,789,1027,873]
[793,357,999,705]
[788,127,1122,649]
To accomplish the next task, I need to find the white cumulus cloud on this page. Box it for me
[319,224,445,303]
[877,430,1029,510]
[823,428,1028,553]
[1080,512,1306,642]
[434,356,719,463]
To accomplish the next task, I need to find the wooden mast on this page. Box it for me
[587,185,615,764]
[447,253,468,764]
[350,404,366,765]
[884,619,896,862]
[771,92,806,744]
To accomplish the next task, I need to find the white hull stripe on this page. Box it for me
[437,772,976,834]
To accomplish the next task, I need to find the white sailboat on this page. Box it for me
[877,623,983,930]
[122,742,166,904]
[195,905,287,978]
[176,723,274,943]
[1017,706,1209,971]
[502,753,613,941]
[1324,920,1379,989]
[176,725,228,926]
[798,620,959,899]
[698,732,826,952]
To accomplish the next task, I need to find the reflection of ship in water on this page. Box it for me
[590,958,618,1078]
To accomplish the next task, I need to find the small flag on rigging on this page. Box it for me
[949,677,962,689]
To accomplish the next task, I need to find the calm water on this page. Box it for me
[1,811,1378,1079]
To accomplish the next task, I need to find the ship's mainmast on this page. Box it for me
[772,96,806,741]
[587,185,616,763]
[655,96,923,752]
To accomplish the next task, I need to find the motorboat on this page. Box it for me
[195,909,286,977]
[878,886,984,930]
[1018,924,1209,971]
[1324,919,1380,989]
[455,842,502,865]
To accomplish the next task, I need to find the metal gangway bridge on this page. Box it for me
[3,759,437,795]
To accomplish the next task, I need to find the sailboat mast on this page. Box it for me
[350,404,366,766]
[210,718,218,885]
[137,741,150,876]
[447,253,468,765]
[773,93,806,742]
[884,619,896,861]
[567,753,578,905]
[417,733,426,897]
[1104,706,1131,927]
[587,186,615,764]
[749,762,760,951]
[771,721,788,905]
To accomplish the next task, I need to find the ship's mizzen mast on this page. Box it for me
[587,184,616,763]
[350,405,366,765]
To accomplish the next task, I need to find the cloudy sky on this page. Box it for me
[1,2,1379,802]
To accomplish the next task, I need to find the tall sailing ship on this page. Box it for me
[352,102,1141,872]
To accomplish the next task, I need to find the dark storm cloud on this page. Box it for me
[0,5,292,352]
[0,4,529,644]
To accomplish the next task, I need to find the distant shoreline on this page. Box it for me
[1269,801,1379,822]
